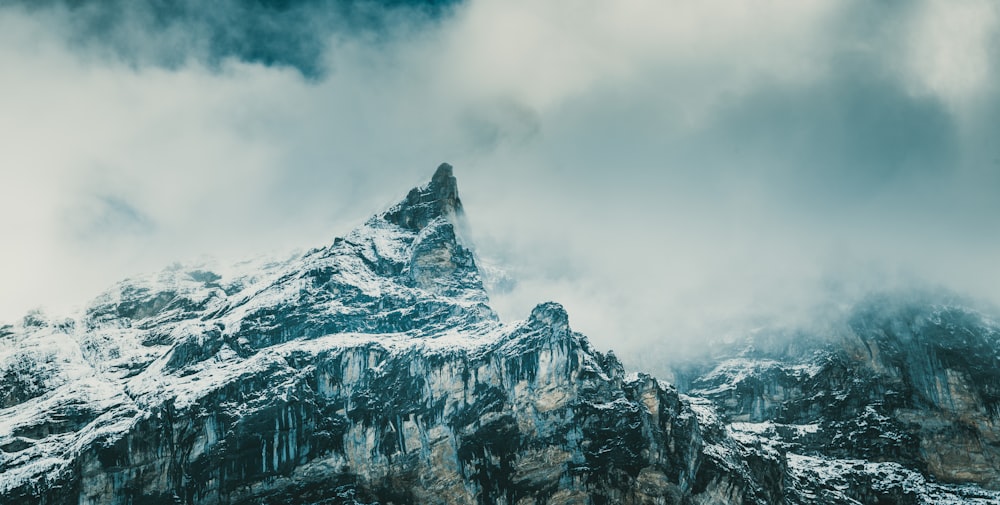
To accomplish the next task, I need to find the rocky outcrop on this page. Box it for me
[675,294,1000,503]
[384,163,463,232]
[1,165,781,505]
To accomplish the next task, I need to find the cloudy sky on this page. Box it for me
[1,0,998,366]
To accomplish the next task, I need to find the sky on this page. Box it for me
[1,0,999,368]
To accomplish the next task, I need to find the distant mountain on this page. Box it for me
[2,165,999,504]
[670,293,1000,504]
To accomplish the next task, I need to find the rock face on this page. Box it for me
[673,295,1000,504]
[1,164,784,505]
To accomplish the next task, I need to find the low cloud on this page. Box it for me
[1,0,998,371]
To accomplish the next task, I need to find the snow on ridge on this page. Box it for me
[786,453,1000,504]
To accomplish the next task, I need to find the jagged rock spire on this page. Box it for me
[383,163,464,231]
[376,163,484,300]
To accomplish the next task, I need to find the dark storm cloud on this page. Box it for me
[4,0,459,76]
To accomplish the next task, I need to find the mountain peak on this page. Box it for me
[384,162,463,231]
[431,161,456,187]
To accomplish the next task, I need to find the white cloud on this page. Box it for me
[0,1,998,371]
[905,0,999,109]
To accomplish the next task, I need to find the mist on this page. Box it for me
[1,0,998,370]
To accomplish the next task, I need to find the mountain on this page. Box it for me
[669,294,1000,504]
[1,164,999,504]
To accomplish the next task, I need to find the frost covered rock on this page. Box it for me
[673,294,1000,503]
[1,165,777,505]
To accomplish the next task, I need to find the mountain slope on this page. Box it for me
[673,295,1000,504]
[1,164,781,505]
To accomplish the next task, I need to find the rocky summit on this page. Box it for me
[2,165,1000,504]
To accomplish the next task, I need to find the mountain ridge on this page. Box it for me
[2,165,999,504]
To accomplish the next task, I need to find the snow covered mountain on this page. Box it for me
[2,164,999,504]
[672,295,1000,504]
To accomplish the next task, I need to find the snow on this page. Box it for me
[585,397,634,411]
[729,421,819,436]
[0,374,134,494]
[362,219,414,266]
[691,357,824,397]
[683,395,722,427]
[786,453,1000,504]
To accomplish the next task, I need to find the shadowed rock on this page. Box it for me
[383,163,463,231]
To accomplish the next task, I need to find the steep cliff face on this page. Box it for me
[1,164,781,505]
[674,295,1000,504]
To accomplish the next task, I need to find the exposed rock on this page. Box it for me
[384,163,463,232]
[674,294,1000,503]
[2,165,780,505]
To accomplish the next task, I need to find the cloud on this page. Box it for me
[0,0,998,372]
[2,0,459,76]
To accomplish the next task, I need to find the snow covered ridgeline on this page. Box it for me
[5,164,1000,504]
[1,165,783,505]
